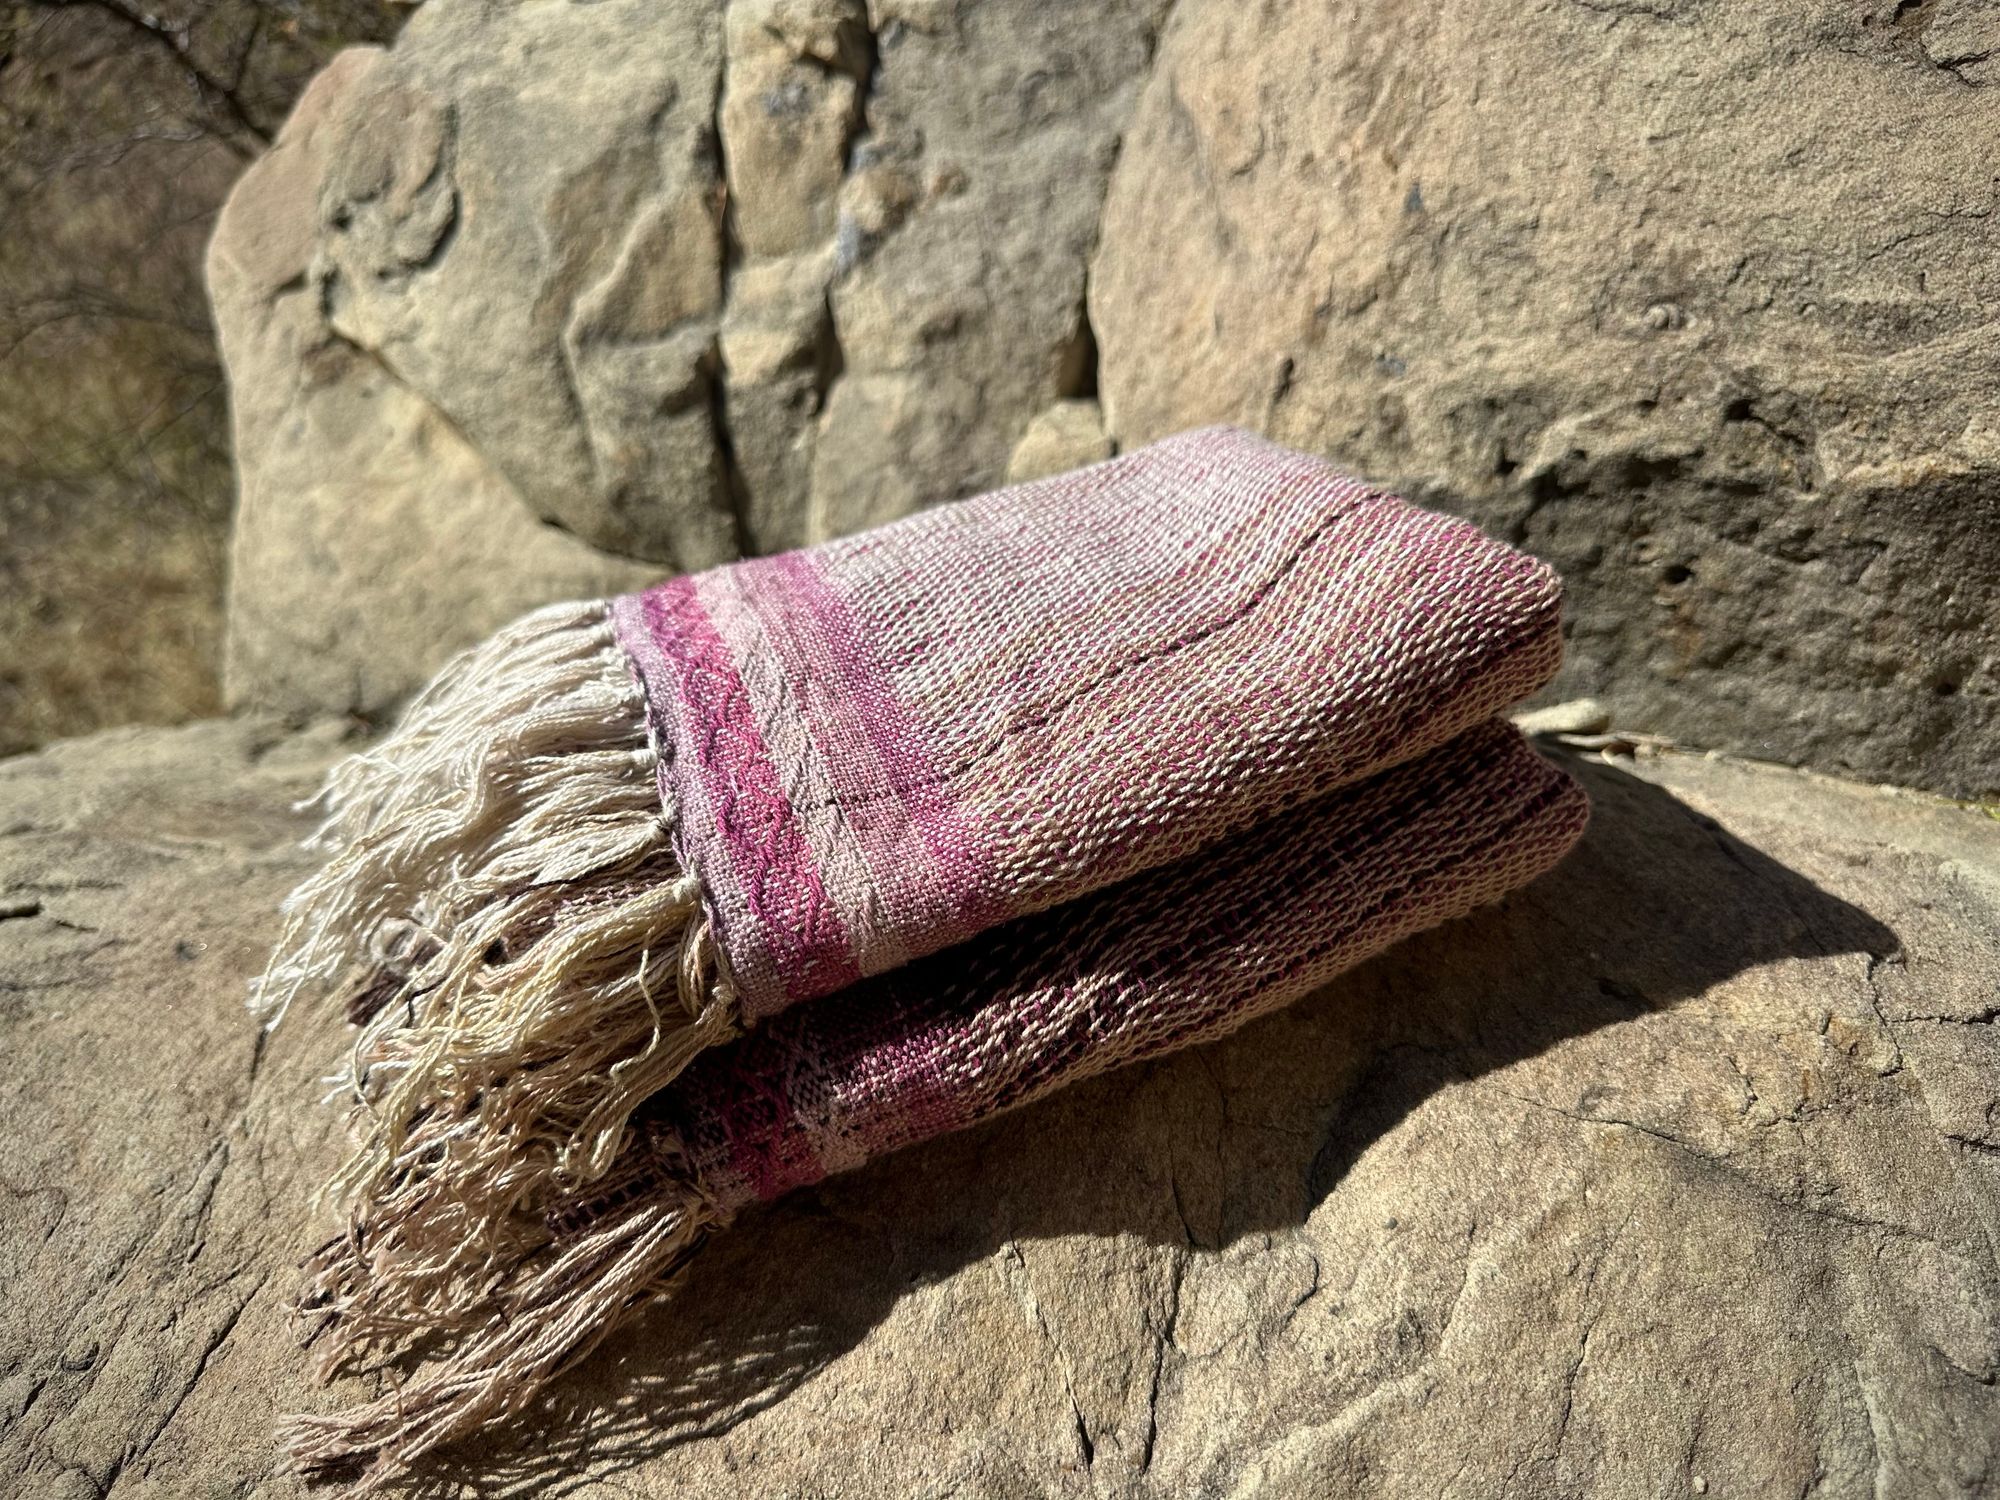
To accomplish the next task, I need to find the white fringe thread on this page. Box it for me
[284,1135,721,1492]
[255,598,740,1490]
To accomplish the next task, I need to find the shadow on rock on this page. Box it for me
[416,749,1901,1498]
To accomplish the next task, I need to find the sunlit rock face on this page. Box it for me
[211,0,1161,721]
[1093,0,2000,797]
[4,719,1999,1495]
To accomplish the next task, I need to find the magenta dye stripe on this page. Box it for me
[640,578,861,1001]
[714,1053,802,1203]
[757,549,1000,939]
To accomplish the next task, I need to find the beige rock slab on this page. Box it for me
[2,719,1996,1496]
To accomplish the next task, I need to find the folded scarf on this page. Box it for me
[258,427,1585,1488]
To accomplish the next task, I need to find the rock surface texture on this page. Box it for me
[3,718,1998,1497]
[211,0,1992,800]
[209,0,1998,794]
[1091,0,2000,798]
[211,0,1163,719]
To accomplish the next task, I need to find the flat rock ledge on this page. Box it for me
[2,718,1997,1498]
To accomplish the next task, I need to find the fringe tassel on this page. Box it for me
[285,1135,721,1492]
[255,599,742,1485]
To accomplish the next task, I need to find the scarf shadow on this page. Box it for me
[369,748,1897,1499]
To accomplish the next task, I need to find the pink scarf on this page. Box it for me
[260,428,1584,1488]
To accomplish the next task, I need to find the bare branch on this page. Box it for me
[26,0,273,152]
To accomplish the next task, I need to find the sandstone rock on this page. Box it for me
[719,250,842,555]
[308,0,733,567]
[214,0,1170,709]
[1091,0,2000,800]
[208,52,657,722]
[722,0,870,260]
[4,719,1997,1495]
[1512,696,1614,739]
[796,0,1164,541]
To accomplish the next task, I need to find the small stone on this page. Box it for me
[1512,698,1613,737]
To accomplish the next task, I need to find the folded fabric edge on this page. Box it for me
[252,599,741,1304]
[275,723,1589,1492]
[256,429,1574,1360]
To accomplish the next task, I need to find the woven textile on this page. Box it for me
[659,719,1586,1213]
[264,426,1586,1490]
[614,425,1564,1019]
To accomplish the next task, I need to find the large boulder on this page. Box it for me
[1091,0,2000,799]
[210,0,1164,719]
[207,24,686,721]
[209,0,1998,798]
[3,716,1997,1495]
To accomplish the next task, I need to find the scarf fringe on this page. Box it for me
[253,599,741,1487]
[284,1136,719,1492]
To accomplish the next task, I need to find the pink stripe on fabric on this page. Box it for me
[639,578,861,1002]
[755,548,1001,940]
